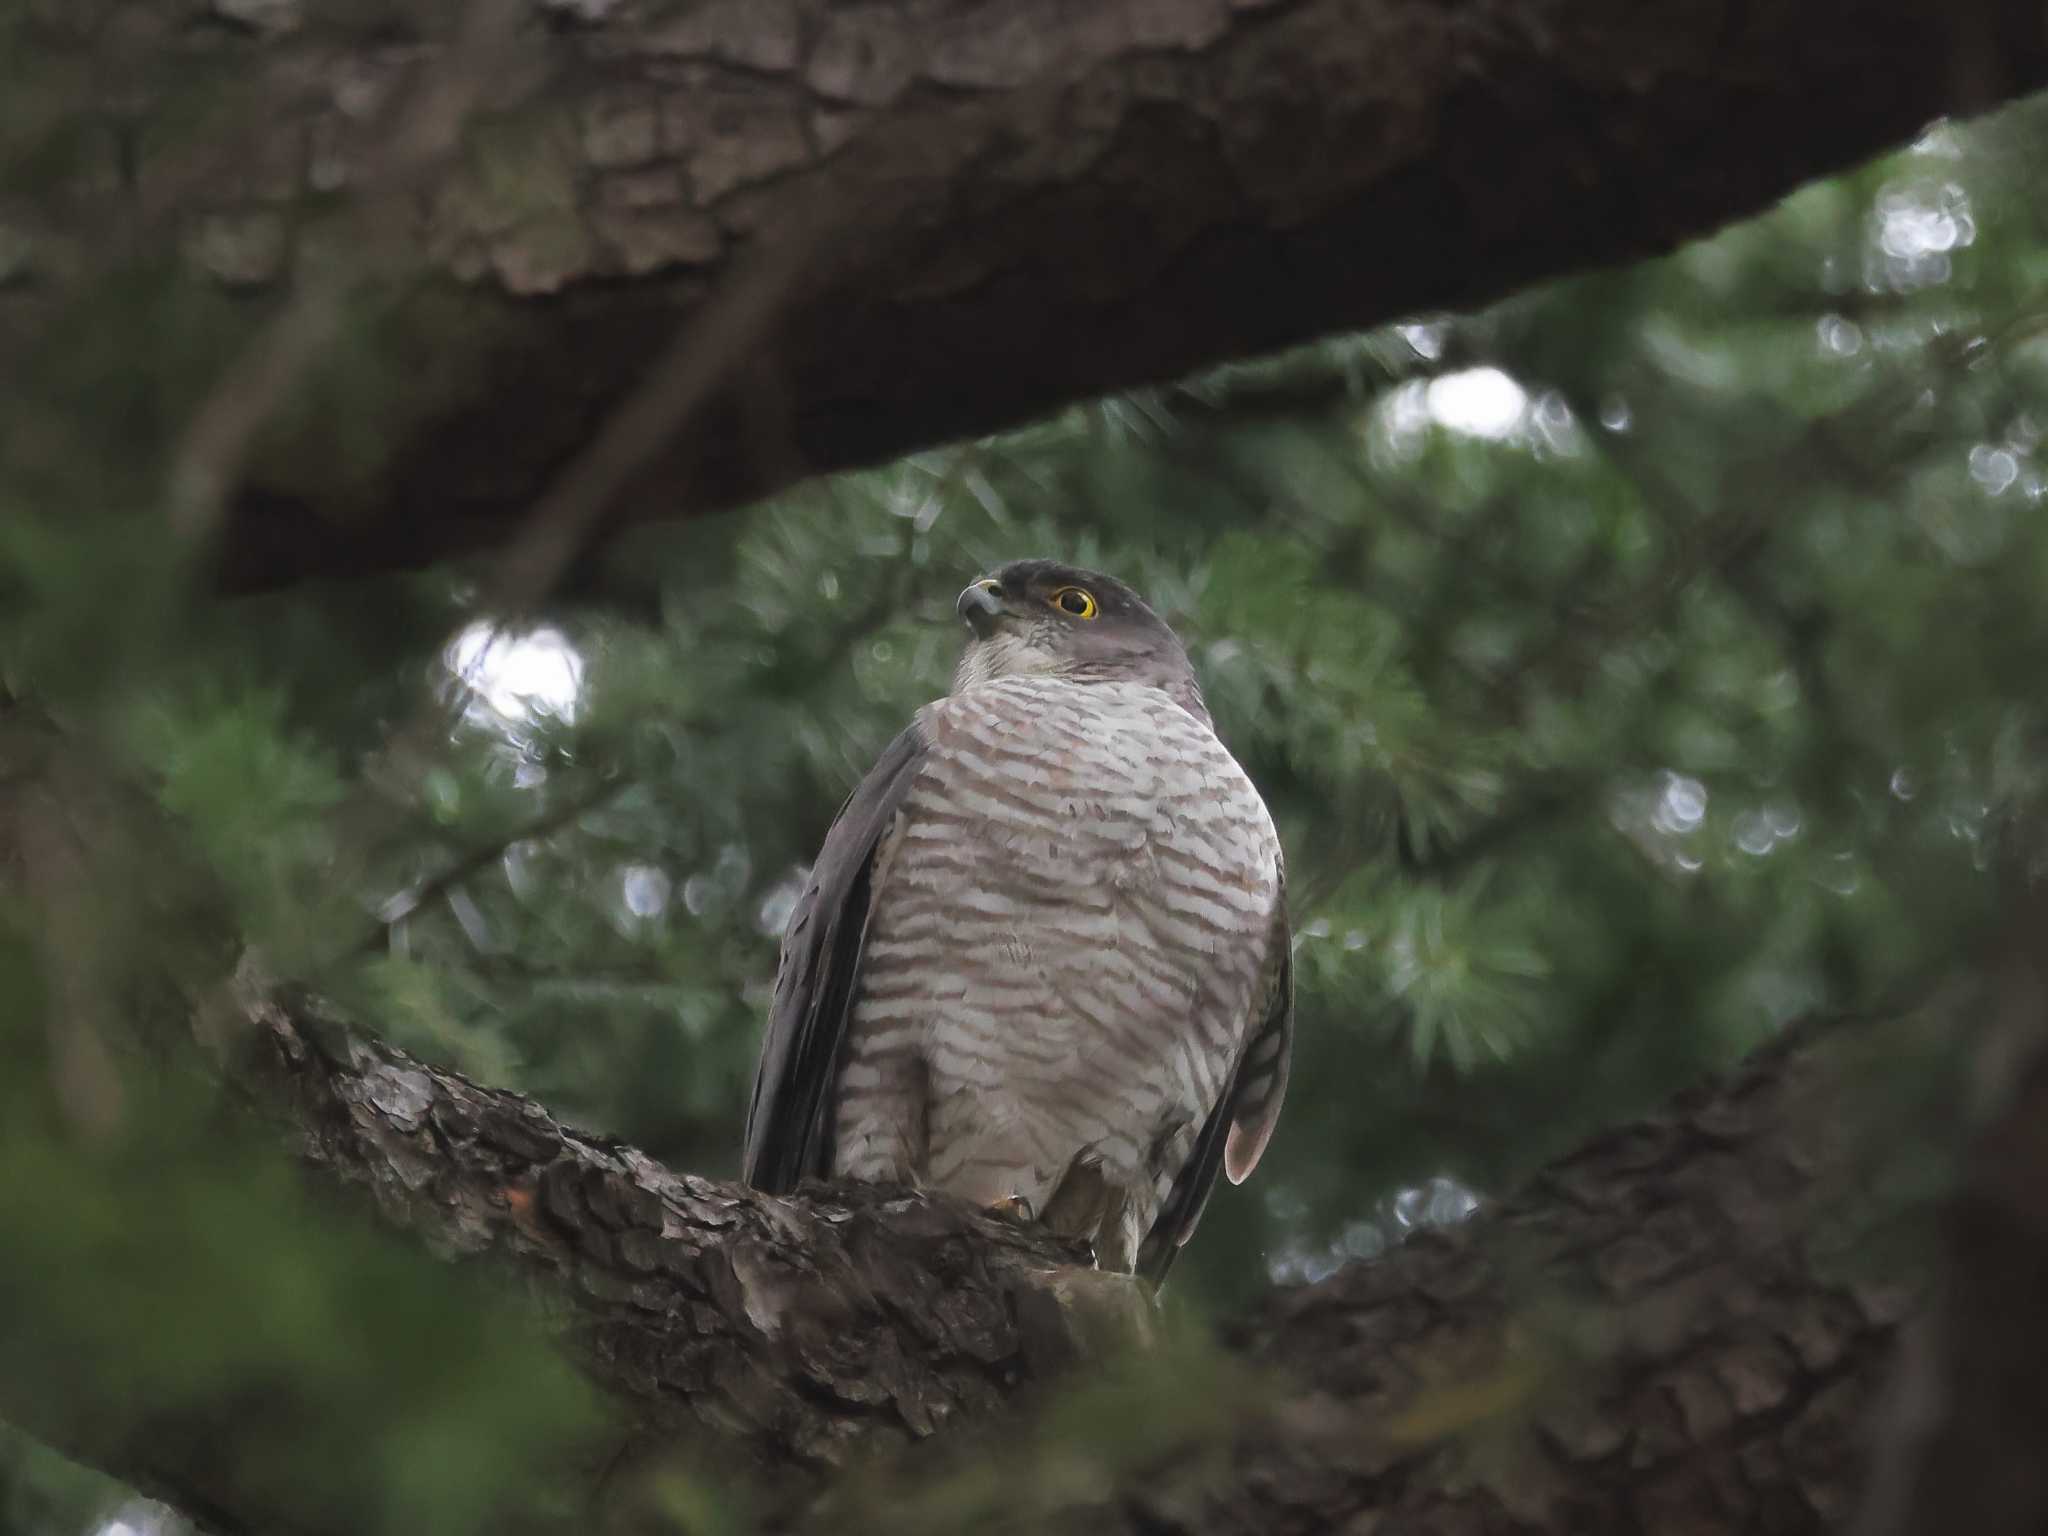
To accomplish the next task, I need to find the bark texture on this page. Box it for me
[9,1,2046,591]
[248,983,1106,1470]
[819,1011,1951,1535]
[0,947,1971,1535]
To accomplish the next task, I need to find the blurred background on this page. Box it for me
[6,74,2048,1536]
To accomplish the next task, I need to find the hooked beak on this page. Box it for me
[956,579,1005,638]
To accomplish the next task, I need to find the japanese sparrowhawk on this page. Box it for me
[743,560,1291,1282]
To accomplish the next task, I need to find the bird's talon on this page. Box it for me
[986,1194,1035,1224]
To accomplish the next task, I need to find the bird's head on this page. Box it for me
[951,560,1207,722]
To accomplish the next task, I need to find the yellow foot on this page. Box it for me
[985,1194,1036,1224]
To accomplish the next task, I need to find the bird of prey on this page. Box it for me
[743,559,1291,1282]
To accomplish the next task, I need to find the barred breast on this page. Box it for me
[831,675,1283,1271]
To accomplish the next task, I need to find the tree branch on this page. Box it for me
[0,708,1986,1535]
[0,932,1978,1533]
[12,1,2045,593]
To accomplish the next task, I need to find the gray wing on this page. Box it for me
[1136,887,1294,1285]
[742,721,926,1193]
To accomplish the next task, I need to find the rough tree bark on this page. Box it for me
[0,893,1978,1536]
[7,1,2046,591]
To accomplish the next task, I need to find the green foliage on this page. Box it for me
[7,57,2048,1535]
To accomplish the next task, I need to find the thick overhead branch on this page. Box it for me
[9,1,2046,590]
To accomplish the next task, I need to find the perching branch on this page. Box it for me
[0,708,2010,1533]
[0,935,1980,1533]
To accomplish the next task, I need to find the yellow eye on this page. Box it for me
[1051,586,1097,619]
